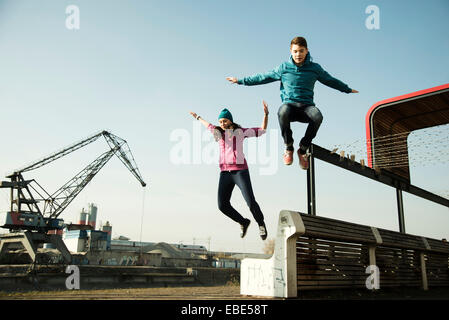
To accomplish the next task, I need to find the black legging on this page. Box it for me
[217,169,265,226]
[278,102,323,152]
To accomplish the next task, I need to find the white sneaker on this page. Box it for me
[259,223,267,240]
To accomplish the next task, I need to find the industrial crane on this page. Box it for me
[0,130,146,263]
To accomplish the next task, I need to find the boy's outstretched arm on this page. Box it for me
[317,66,358,93]
[226,65,282,86]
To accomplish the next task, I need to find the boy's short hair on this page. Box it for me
[290,36,308,48]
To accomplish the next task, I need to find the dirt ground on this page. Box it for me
[1,285,449,300]
[0,285,246,300]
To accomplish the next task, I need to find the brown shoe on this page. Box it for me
[298,150,309,170]
[283,150,294,165]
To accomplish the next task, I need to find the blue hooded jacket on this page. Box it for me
[237,52,352,106]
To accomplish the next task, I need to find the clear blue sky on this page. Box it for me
[1,0,448,253]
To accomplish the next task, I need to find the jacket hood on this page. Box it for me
[289,51,312,66]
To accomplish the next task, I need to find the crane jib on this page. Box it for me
[1,130,147,232]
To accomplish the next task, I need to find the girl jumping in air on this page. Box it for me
[189,101,269,240]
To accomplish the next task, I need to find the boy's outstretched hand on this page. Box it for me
[226,77,238,84]
[351,89,359,93]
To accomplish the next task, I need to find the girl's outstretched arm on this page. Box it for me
[190,111,211,128]
[261,100,269,130]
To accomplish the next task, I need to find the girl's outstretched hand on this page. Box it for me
[190,111,198,119]
[190,111,210,128]
[262,100,269,115]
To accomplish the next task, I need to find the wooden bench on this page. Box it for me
[240,210,449,298]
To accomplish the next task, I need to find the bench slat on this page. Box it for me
[300,217,375,235]
[297,237,365,250]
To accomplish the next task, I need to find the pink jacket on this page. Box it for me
[207,124,266,171]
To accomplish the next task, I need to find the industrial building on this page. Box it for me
[54,204,217,268]
[0,202,258,269]
[63,203,111,252]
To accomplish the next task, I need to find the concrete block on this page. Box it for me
[240,210,305,298]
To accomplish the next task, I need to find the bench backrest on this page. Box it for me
[297,212,449,290]
[240,210,448,298]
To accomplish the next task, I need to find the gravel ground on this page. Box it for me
[1,285,448,300]
[0,285,251,300]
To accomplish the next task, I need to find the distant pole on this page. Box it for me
[139,188,146,256]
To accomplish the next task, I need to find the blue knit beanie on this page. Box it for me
[218,108,233,122]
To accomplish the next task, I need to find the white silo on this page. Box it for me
[79,208,88,225]
[87,203,97,230]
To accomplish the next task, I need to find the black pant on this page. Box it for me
[277,102,323,152]
[217,169,265,226]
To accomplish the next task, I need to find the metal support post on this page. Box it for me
[396,188,405,233]
[307,145,316,216]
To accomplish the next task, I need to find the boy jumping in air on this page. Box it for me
[227,36,358,170]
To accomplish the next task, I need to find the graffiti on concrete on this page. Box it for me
[274,267,286,289]
[246,264,270,290]
[120,255,138,266]
[245,263,285,292]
